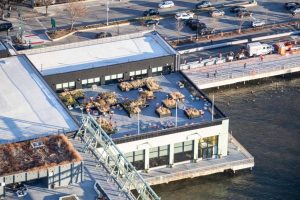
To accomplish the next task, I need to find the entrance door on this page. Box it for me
[201,146,213,159]
[162,65,171,75]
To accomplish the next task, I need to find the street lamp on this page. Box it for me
[106,0,110,26]
[137,110,140,135]
[175,99,179,127]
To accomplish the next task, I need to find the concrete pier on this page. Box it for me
[182,53,300,90]
[141,135,254,185]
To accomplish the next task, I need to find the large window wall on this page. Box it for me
[174,140,194,163]
[149,145,169,168]
[198,136,218,159]
[122,135,220,170]
[124,150,145,171]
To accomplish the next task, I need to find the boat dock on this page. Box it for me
[141,135,254,186]
[181,53,300,90]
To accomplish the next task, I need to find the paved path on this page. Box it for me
[182,52,300,89]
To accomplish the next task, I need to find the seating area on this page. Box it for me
[69,73,218,138]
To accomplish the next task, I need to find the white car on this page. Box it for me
[175,12,194,20]
[158,1,175,9]
[251,19,265,27]
[209,9,225,17]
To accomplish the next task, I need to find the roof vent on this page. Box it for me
[31,141,45,149]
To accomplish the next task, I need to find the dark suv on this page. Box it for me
[186,19,207,31]
[198,27,215,36]
[0,22,13,31]
[143,9,159,16]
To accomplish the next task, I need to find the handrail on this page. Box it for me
[80,114,160,200]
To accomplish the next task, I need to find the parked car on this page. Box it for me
[251,19,265,27]
[0,21,13,31]
[175,12,194,20]
[186,19,207,30]
[229,6,246,13]
[143,19,159,27]
[285,2,300,10]
[95,32,112,38]
[291,7,300,15]
[195,1,212,9]
[158,1,174,8]
[236,10,252,18]
[198,27,215,36]
[209,9,225,17]
[143,9,159,16]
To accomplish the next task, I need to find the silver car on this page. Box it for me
[251,19,266,27]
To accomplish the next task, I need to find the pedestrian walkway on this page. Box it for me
[182,52,300,89]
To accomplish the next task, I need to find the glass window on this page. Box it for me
[69,82,75,87]
[174,141,194,163]
[157,67,163,71]
[117,73,123,78]
[62,82,68,88]
[198,136,218,159]
[56,84,62,89]
[152,68,157,72]
[111,74,117,79]
[129,71,135,76]
[88,78,94,83]
[82,79,87,84]
[149,145,169,168]
[105,76,111,81]
[135,70,141,75]
[142,69,147,74]
[94,77,100,82]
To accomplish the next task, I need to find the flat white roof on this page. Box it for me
[0,56,78,144]
[26,32,176,76]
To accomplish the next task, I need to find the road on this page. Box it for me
[0,0,298,49]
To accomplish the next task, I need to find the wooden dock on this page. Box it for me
[182,53,300,90]
[141,135,254,186]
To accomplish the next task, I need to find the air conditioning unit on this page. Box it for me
[31,141,44,149]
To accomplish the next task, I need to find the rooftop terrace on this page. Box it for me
[0,56,78,144]
[70,73,225,140]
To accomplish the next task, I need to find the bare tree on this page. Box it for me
[176,19,184,44]
[43,0,54,15]
[238,16,245,34]
[0,0,8,20]
[66,0,87,31]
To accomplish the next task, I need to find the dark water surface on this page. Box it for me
[154,76,300,200]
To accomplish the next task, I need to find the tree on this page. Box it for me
[0,0,8,20]
[43,0,54,15]
[66,0,87,31]
[176,19,184,44]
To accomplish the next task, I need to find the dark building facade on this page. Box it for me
[43,52,176,92]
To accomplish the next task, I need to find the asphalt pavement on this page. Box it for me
[0,0,298,48]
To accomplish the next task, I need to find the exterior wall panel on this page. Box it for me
[44,55,176,90]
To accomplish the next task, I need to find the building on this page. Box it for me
[72,72,229,171]
[23,31,178,92]
[0,55,82,197]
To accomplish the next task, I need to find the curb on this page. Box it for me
[46,21,131,41]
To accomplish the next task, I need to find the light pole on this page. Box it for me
[106,0,109,26]
[137,110,140,135]
[175,99,178,127]
[211,95,214,121]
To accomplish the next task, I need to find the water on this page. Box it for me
[154,76,300,200]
